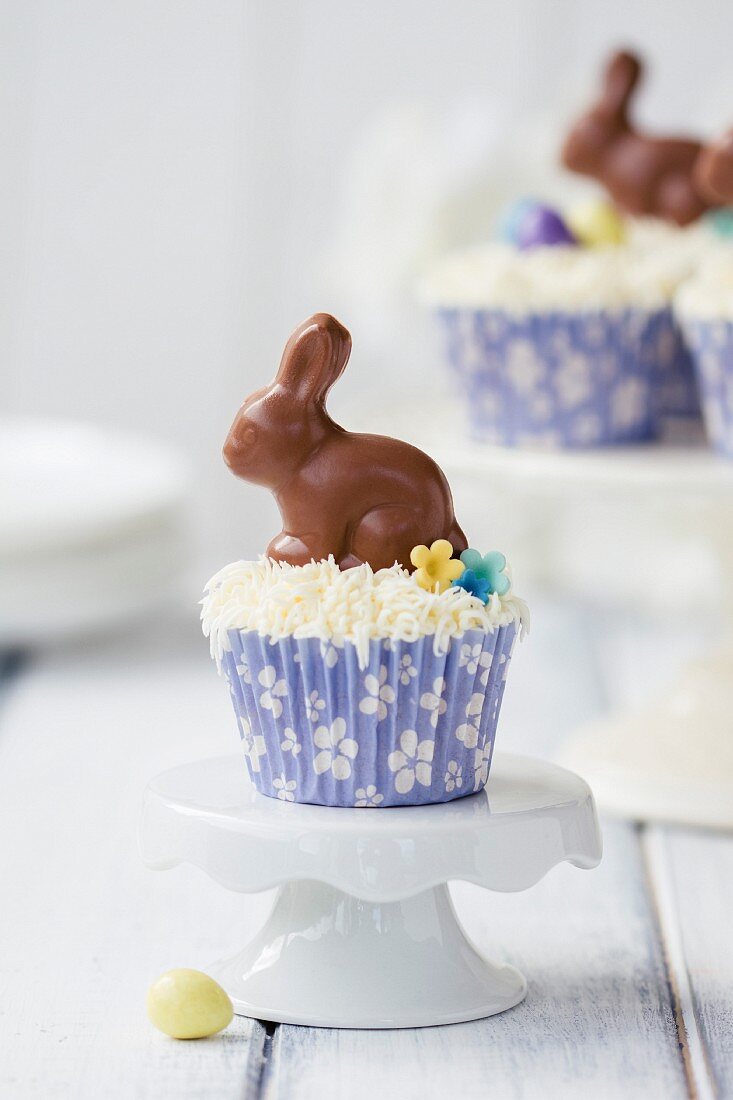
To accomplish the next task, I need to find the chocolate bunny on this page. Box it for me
[695,128,733,203]
[224,313,467,571]
[562,50,712,226]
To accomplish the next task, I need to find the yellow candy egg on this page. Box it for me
[146,969,233,1039]
[567,200,626,247]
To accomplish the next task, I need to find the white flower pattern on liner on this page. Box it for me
[388,729,435,794]
[273,774,296,802]
[307,690,326,723]
[313,718,359,780]
[455,692,485,749]
[571,411,603,445]
[354,785,384,808]
[398,654,417,685]
[611,377,646,431]
[505,340,545,396]
[280,727,301,756]
[459,643,492,685]
[419,678,448,728]
[474,743,492,790]
[258,665,288,718]
[319,640,340,668]
[240,716,267,773]
[235,660,251,684]
[445,761,463,793]
[359,665,396,721]
[554,353,592,410]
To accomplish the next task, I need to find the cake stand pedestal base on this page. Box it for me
[140,752,601,1029]
[210,881,526,1028]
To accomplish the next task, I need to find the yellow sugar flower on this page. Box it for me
[410,539,464,594]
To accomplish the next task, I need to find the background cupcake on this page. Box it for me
[625,217,727,423]
[420,215,671,448]
[676,258,733,458]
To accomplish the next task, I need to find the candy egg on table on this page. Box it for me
[515,203,577,250]
[146,969,233,1039]
[567,198,626,246]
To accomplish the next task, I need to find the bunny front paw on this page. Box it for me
[267,533,330,567]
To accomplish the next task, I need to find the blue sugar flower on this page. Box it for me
[459,548,510,596]
[452,569,491,604]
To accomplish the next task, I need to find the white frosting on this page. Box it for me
[675,254,733,321]
[626,217,729,299]
[418,215,733,314]
[202,557,529,670]
[418,242,670,313]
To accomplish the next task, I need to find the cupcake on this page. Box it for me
[625,217,721,422]
[676,258,733,458]
[201,313,528,808]
[420,224,670,448]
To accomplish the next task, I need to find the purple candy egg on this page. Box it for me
[516,204,577,250]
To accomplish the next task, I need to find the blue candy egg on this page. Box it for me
[496,198,541,245]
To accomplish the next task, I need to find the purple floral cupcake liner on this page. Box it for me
[221,624,518,808]
[653,307,700,421]
[679,317,733,458]
[435,307,666,447]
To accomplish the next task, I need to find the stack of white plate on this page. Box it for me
[0,419,190,646]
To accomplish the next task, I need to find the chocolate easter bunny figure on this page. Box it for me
[695,128,733,204]
[224,313,467,571]
[562,50,711,226]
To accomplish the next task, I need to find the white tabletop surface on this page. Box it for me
[1,596,731,1100]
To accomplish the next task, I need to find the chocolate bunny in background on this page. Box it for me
[695,128,733,204]
[562,50,713,227]
[224,313,467,571]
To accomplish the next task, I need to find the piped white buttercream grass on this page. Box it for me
[201,557,528,671]
[417,242,675,313]
[675,254,733,321]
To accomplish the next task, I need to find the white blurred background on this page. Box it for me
[3,0,732,576]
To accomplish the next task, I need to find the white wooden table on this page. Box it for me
[1,599,731,1100]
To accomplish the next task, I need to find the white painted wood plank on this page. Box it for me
[264,602,687,1100]
[0,617,272,1100]
[589,611,733,1096]
[264,820,686,1100]
[644,826,733,1100]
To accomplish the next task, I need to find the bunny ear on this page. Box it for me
[599,50,642,121]
[696,130,733,203]
[275,313,352,405]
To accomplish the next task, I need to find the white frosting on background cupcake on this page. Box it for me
[676,255,733,321]
[419,218,731,315]
[626,217,729,300]
[418,242,670,313]
[202,557,528,669]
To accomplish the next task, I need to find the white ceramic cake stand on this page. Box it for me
[140,752,601,1029]
[432,429,733,831]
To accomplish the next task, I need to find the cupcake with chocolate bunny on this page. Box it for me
[421,49,729,444]
[202,313,527,807]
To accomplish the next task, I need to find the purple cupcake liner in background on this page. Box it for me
[679,317,733,458]
[222,624,517,808]
[435,307,665,447]
[653,307,700,421]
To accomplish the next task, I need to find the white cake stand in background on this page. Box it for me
[0,418,190,646]
[429,424,733,831]
[140,753,601,1029]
